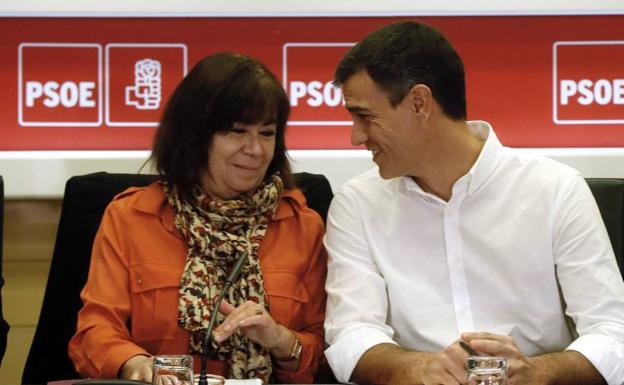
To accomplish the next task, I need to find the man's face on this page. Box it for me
[342,69,422,179]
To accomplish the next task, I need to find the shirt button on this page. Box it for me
[137,278,142,285]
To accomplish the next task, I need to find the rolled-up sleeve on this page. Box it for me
[567,335,624,385]
[323,186,396,383]
[554,175,624,385]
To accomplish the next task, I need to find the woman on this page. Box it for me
[68,53,327,384]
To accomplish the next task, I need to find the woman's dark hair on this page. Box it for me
[334,21,466,120]
[150,52,292,200]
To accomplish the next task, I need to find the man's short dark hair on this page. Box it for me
[151,52,293,200]
[335,21,466,120]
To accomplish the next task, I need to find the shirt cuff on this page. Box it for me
[101,345,150,379]
[272,331,318,384]
[325,327,396,383]
[566,334,624,385]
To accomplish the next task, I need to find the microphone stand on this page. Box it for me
[197,250,249,385]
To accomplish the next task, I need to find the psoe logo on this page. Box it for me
[18,43,103,127]
[106,43,187,127]
[283,43,354,126]
[125,58,162,110]
[553,41,624,124]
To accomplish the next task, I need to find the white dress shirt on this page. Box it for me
[324,121,624,385]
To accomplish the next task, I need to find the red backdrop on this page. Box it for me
[1,16,623,150]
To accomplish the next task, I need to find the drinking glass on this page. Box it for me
[152,355,194,385]
[466,356,507,385]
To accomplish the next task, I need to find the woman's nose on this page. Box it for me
[242,134,263,155]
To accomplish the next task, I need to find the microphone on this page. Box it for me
[198,249,249,385]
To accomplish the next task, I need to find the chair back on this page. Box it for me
[586,178,624,276]
[22,172,332,384]
[0,175,8,364]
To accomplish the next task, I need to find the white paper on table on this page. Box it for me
[225,380,263,385]
[194,377,263,385]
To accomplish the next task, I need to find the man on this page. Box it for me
[323,21,624,385]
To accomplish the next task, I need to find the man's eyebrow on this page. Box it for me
[346,105,371,114]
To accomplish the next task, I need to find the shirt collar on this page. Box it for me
[274,188,306,220]
[464,120,502,196]
[131,182,176,232]
[401,120,502,199]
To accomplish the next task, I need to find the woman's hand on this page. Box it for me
[213,300,295,360]
[119,354,154,383]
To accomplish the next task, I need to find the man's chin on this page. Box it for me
[377,168,400,180]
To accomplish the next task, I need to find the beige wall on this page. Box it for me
[1,200,61,385]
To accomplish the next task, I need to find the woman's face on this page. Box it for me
[201,122,277,199]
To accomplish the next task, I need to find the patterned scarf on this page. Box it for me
[165,173,283,382]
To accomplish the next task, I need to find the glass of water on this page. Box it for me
[152,355,194,385]
[466,356,507,385]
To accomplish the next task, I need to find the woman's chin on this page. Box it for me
[231,181,262,197]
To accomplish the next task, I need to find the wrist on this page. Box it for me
[269,325,297,360]
[526,356,556,385]
[382,350,428,385]
[412,352,435,384]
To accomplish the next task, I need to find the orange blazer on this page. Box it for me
[68,182,327,383]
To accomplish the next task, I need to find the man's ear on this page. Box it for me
[408,84,433,118]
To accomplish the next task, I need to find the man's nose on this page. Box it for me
[351,122,367,147]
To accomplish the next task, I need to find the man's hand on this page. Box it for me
[351,341,471,385]
[463,332,606,385]
[462,332,553,385]
[119,354,153,383]
[418,340,472,385]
